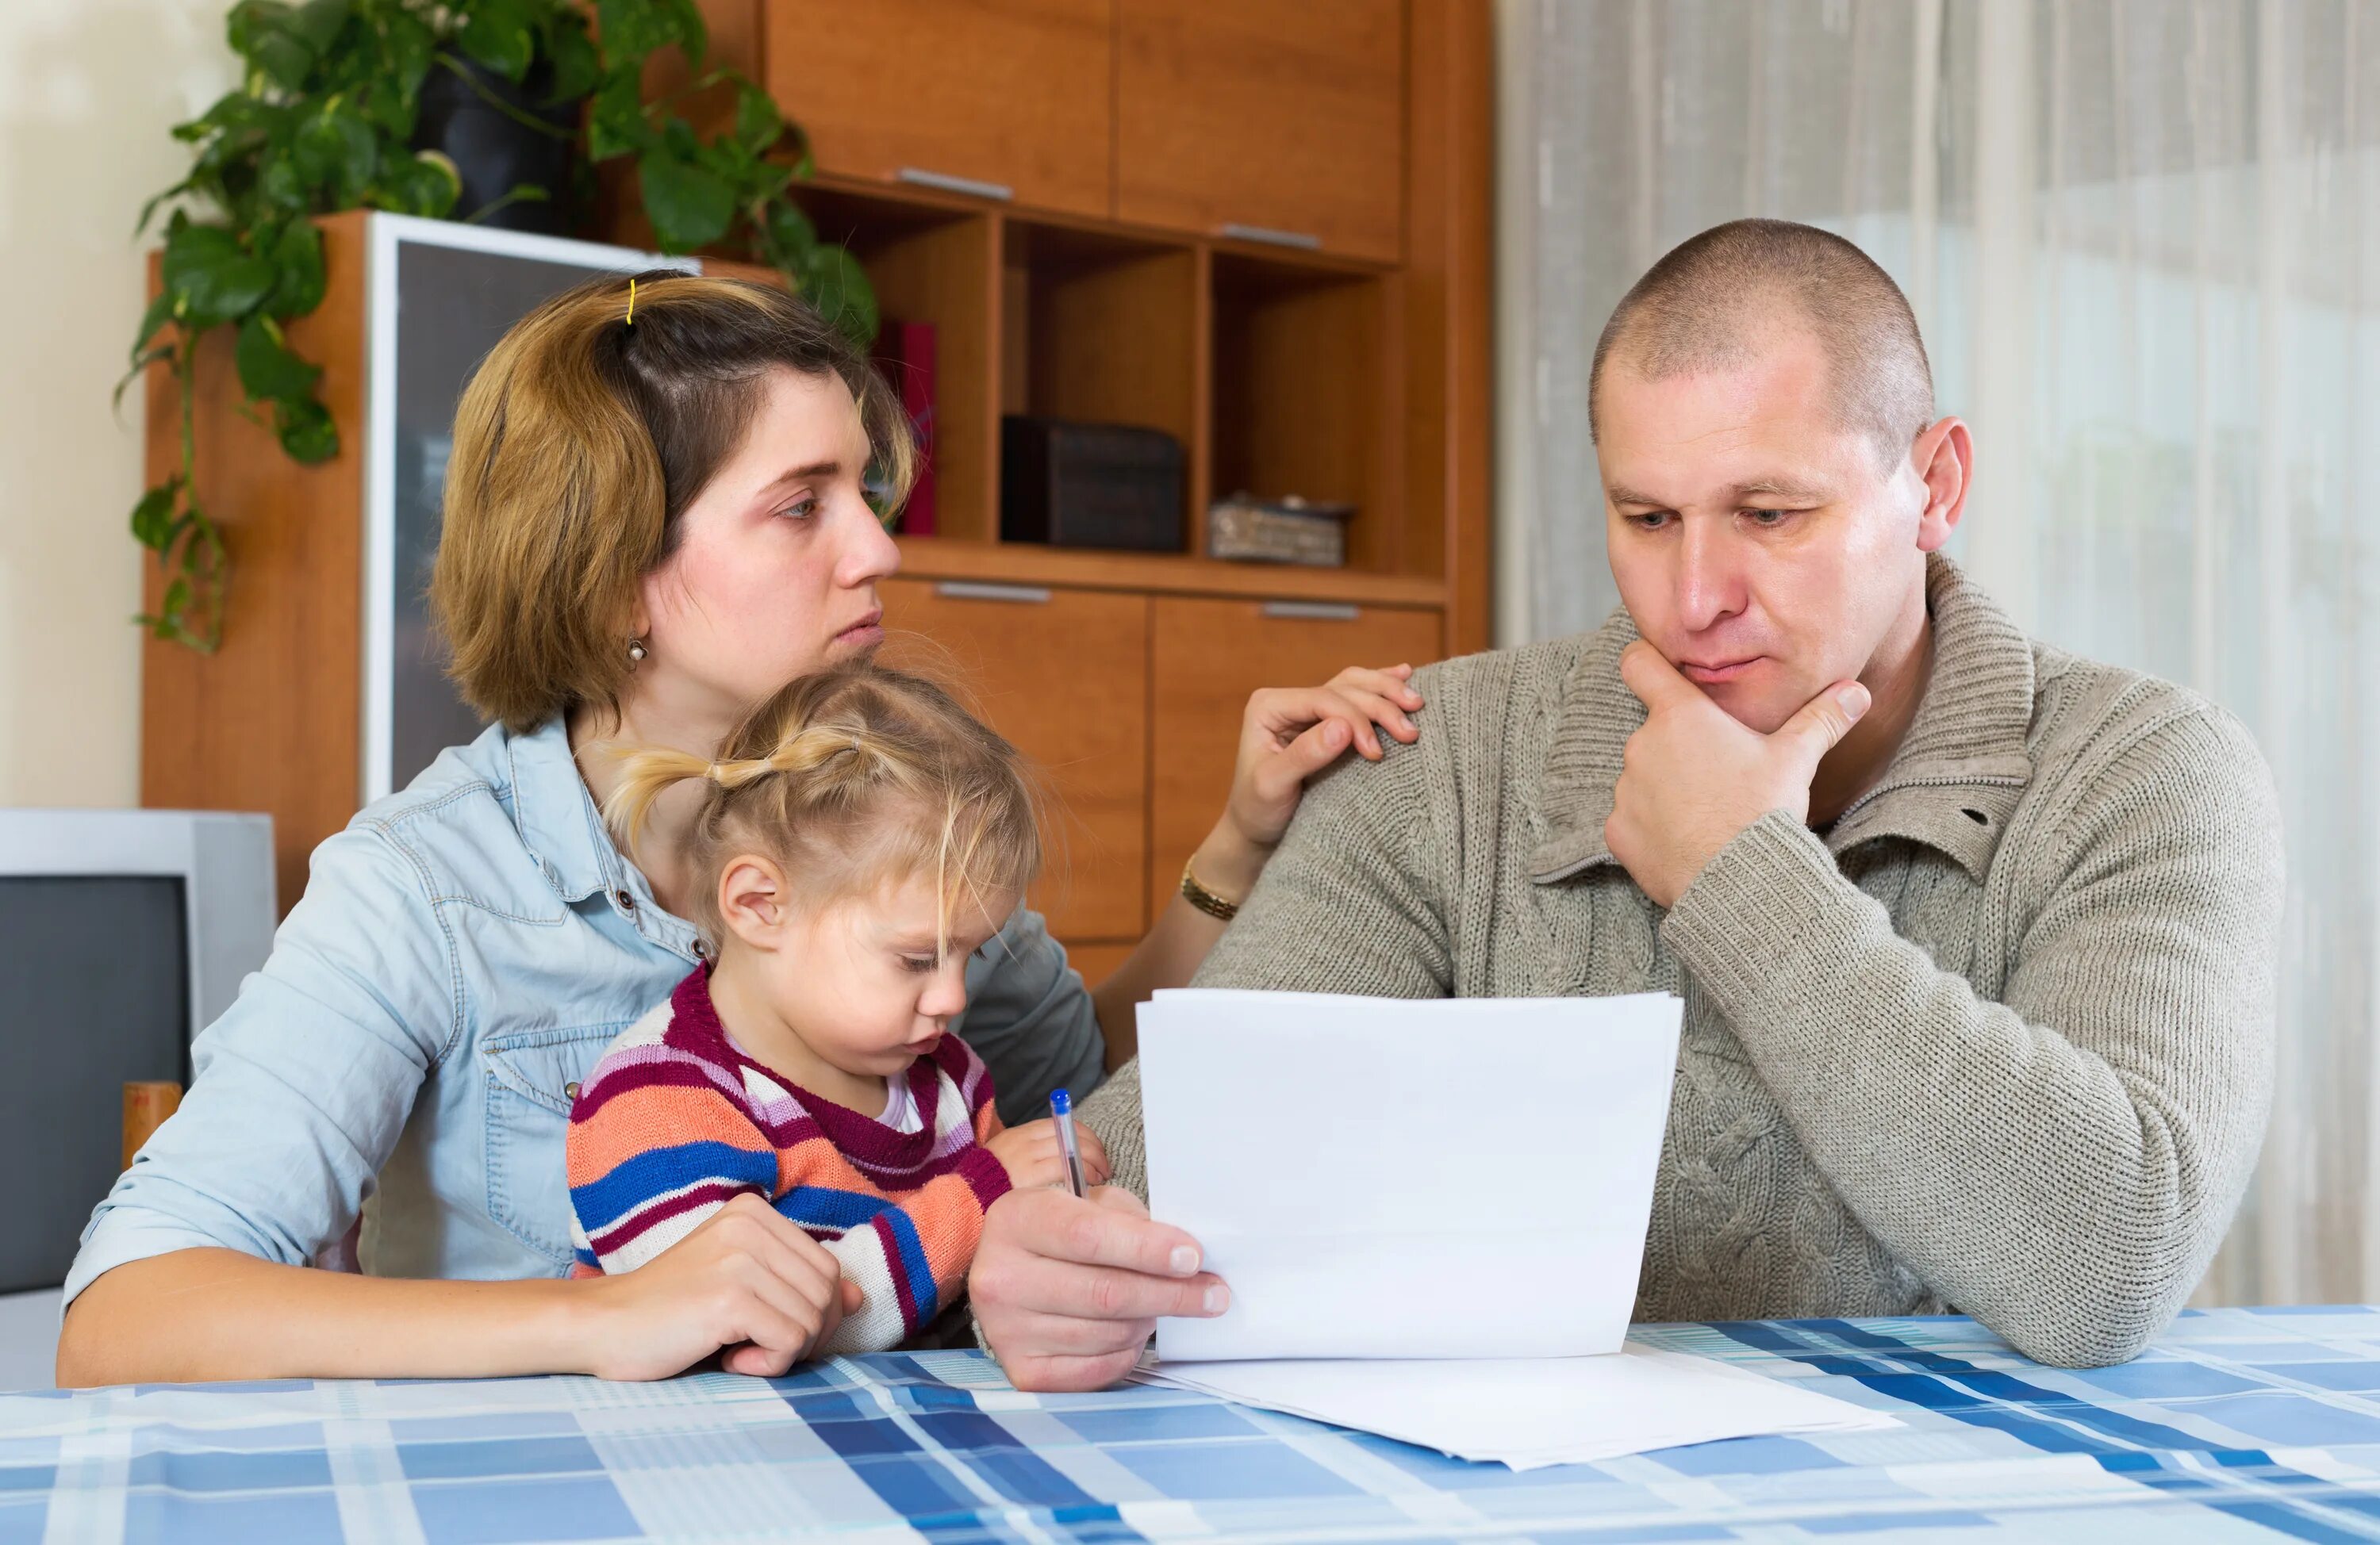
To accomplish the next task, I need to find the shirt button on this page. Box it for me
[615,889,635,914]
[692,937,713,962]
[564,1082,582,1101]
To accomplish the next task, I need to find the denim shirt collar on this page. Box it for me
[503,716,703,961]
[1528,553,2037,887]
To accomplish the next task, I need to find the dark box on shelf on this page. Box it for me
[1000,416,1184,552]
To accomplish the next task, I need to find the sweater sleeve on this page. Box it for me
[812,1143,1013,1356]
[1659,707,2282,1368]
[566,1061,775,1275]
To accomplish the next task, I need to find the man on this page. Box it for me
[969,219,2282,1387]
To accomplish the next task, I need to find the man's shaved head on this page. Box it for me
[1590,219,1935,466]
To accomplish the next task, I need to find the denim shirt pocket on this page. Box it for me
[482,1021,628,1267]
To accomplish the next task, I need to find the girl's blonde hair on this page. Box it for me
[603,663,1041,953]
[430,272,918,734]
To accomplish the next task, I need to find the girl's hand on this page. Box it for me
[987,1118,1112,1193]
[581,1192,862,1380]
[1205,665,1426,894]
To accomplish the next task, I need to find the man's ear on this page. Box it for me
[1910,416,1973,553]
[716,853,791,951]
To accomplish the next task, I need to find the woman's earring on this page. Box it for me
[627,637,648,665]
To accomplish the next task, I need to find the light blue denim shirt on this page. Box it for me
[66,716,1107,1306]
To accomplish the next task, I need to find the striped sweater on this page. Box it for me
[565,967,1013,1354]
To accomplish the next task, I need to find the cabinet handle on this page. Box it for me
[1261,601,1361,622]
[936,581,1051,604]
[1220,222,1322,251]
[898,167,1015,202]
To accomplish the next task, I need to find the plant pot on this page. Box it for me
[411,50,585,236]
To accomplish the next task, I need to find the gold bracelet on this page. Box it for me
[1180,859,1242,922]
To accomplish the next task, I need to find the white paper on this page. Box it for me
[1135,989,1683,1363]
[1134,1346,1901,1470]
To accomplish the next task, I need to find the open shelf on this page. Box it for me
[775,173,1434,590]
[1000,218,1205,552]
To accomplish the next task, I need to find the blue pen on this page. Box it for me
[1050,1088,1088,1198]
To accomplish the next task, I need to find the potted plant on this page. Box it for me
[129,0,874,652]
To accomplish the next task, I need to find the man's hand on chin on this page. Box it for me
[1605,640,1873,908]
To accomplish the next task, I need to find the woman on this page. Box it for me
[56,274,1421,1385]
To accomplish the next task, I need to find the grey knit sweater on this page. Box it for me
[1081,556,2281,1369]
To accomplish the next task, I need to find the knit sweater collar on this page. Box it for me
[1527,554,2037,887]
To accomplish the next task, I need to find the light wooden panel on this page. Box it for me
[878,577,1151,941]
[140,212,370,916]
[764,0,1115,220]
[1115,0,1405,260]
[1147,596,1441,922]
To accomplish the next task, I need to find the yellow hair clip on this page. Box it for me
[624,278,636,327]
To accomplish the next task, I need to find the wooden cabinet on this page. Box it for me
[761,0,1114,219]
[877,577,1150,944]
[1148,596,1441,922]
[1115,0,1406,261]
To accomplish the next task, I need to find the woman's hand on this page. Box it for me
[581,1193,862,1380]
[1204,665,1425,895]
[986,1118,1112,1192]
[969,1187,1228,1391]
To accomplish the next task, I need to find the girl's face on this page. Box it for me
[631,367,900,729]
[740,871,1016,1083]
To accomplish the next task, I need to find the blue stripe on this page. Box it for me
[569,1140,774,1226]
[778,1185,896,1232]
[878,1206,939,1325]
[1718,1322,2380,1541]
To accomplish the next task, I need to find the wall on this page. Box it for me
[0,0,236,806]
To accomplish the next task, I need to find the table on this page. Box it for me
[10,1309,2380,1543]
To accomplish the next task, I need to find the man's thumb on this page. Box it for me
[1777,680,1872,768]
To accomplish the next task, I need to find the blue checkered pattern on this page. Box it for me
[11,1309,2380,1542]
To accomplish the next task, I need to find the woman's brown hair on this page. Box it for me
[429,273,916,732]
[601,661,1042,953]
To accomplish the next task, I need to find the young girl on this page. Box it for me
[566,661,1110,1357]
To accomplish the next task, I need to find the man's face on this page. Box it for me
[1597,327,1939,734]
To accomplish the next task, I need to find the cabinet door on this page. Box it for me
[878,577,1150,942]
[1149,598,1440,922]
[1115,0,1405,261]
[762,1,1113,219]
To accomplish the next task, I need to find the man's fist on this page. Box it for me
[1604,641,1871,907]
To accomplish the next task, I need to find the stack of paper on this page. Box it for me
[1130,989,1899,1467]
[1135,1348,1899,1470]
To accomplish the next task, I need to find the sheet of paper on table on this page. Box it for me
[1130,989,1898,1467]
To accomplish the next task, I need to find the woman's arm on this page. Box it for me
[1091,666,1424,1060]
[62,1198,858,1386]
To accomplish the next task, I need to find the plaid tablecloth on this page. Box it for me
[12,1308,2380,1543]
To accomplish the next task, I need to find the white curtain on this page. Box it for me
[1499,0,2380,1306]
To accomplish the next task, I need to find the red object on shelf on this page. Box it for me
[877,320,938,535]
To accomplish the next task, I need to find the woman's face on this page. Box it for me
[632,366,900,726]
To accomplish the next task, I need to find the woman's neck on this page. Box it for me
[704,952,889,1114]
[567,693,732,920]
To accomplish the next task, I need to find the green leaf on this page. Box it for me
[458,0,536,84]
[587,71,652,160]
[163,223,276,326]
[257,151,309,212]
[229,1,317,92]
[595,0,678,63]
[129,482,180,550]
[376,149,461,218]
[543,19,600,104]
[638,148,734,251]
[382,10,435,115]
[760,197,815,263]
[161,577,194,622]
[286,0,348,52]
[113,346,175,412]
[236,313,321,401]
[799,242,877,347]
[293,104,376,197]
[263,218,325,318]
[733,82,782,155]
[130,289,177,357]
[135,178,193,237]
[276,396,339,463]
[665,0,710,63]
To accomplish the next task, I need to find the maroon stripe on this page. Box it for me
[589,1179,758,1257]
[572,1057,741,1122]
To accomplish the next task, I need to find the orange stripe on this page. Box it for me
[566,1083,766,1187]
